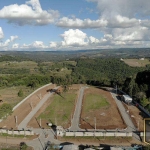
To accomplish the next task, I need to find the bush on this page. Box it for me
[0,103,12,119]
[18,89,24,97]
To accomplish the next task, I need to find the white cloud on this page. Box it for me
[0,35,19,49]
[21,41,48,49]
[56,17,107,28]
[89,36,99,43]
[0,0,60,26]
[10,36,18,42]
[12,43,19,49]
[107,15,140,28]
[56,0,150,31]
[87,0,150,18]
[61,29,88,46]
[49,42,57,48]
[110,27,150,41]
[0,27,4,39]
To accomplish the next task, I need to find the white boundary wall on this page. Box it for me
[13,83,52,111]
[0,129,34,136]
[64,132,132,137]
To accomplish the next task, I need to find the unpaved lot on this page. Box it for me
[80,87,126,129]
[0,84,56,129]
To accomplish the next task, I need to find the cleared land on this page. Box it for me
[80,87,126,129]
[123,58,150,67]
[29,85,80,129]
[0,84,55,129]
[123,103,144,131]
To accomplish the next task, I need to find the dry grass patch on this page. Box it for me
[123,59,150,67]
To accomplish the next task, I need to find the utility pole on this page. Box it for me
[30,101,33,110]
[15,116,18,127]
[137,118,140,131]
[40,118,41,127]
[94,117,96,131]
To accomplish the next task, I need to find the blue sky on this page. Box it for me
[0,0,150,50]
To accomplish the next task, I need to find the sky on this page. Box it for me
[0,0,150,51]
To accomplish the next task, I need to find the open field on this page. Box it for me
[0,84,55,129]
[123,102,144,131]
[38,92,76,128]
[0,86,35,107]
[80,87,126,129]
[0,61,38,74]
[123,59,150,67]
[0,61,37,69]
[83,93,110,111]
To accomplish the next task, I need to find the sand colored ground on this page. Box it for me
[80,87,126,129]
[0,84,56,130]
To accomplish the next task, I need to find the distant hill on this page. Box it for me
[0,48,150,61]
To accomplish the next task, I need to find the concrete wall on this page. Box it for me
[13,83,52,111]
[0,129,34,136]
[64,131,132,137]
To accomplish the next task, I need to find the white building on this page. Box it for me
[122,95,132,103]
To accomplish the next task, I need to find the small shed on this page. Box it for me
[122,95,132,103]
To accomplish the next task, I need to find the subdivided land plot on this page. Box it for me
[80,87,126,129]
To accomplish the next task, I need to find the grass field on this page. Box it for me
[80,87,126,129]
[0,61,39,74]
[123,58,150,67]
[0,61,37,69]
[38,90,77,128]
[0,86,35,107]
[84,93,109,111]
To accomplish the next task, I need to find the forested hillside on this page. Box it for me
[0,55,149,111]
[74,58,145,86]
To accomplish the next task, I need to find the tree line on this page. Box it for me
[0,57,149,111]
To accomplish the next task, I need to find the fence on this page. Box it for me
[63,131,132,137]
[0,128,34,136]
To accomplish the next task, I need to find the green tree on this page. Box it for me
[18,89,24,97]
[140,96,150,107]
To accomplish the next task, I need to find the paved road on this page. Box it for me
[18,86,59,130]
[13,83,52,111]
[26,128,61,150]
[110,89,141,141]
[69,87,86,131]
